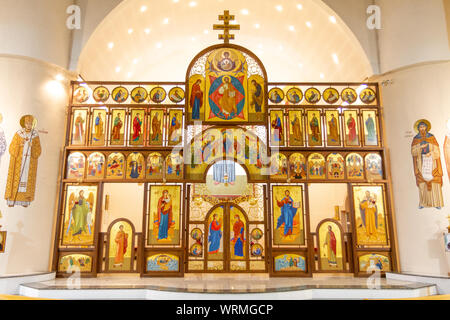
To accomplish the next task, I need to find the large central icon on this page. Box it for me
[208,75,245,120]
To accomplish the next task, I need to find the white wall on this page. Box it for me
[0,0,74,68]
[308,184,349,231]
[374,61,450,276]
[376,0,450,73]
[101,183,144,232]
[0,55,72,275]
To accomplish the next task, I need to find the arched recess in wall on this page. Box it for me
[77,0,373,82]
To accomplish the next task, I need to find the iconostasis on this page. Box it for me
[53,44,397,278]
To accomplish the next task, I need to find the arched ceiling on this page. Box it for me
[78,0,373,82]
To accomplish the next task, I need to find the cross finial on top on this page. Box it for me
[213,10,240,44]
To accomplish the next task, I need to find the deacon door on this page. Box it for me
[205,203,251,272]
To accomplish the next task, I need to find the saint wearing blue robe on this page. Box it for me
[365,114,376,142]
[276,190,298,236]
[154,190,174,240]
[232,214,245,257]
[208,214,222,253]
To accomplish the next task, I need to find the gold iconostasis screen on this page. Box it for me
[53,43,397,278]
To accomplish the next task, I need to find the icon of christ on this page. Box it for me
[209,75,245,120]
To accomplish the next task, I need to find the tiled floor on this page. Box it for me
[21,273,432,293]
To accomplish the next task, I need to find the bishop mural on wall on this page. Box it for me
[411,119,444,209]
[5,115,41,208]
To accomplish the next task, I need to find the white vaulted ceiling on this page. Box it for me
[77,0,373,82]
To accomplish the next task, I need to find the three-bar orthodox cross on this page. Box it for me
[213,10,240,44]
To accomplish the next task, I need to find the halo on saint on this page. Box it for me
[413,119,431,133]
[20,114,37,129]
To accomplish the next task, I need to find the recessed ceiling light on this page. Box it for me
[241,9,249,15]
[329,16,337,24]
[320,73,325,79]
[156,42,162,48]
[127,72,133,78]
[258,43,263,49]
[108,42,114,49]
[140,5,147,12]
[191,37,196,41]
[289,25,295,31]
[332,53,339,64]
[279,45,284,51]
[203,29,209,34]
[115,66,121,73]
[128,28,133,34]
[276,5,283,11]
[133,58,138,64]
[297,4,303,10]
[189,1,197,7]
[254,23,260,29]
[145,28,151,34]
[163,18,169,24]
[306,21,312,28]
[173,0,179,2]
[298,63,303,68]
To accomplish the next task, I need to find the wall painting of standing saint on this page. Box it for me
[352,185,388,246]
[110,109,126,146]
[106,152,125,179]
[270,110,285,146]
[362,110,378,146]
[5,115,41,208]
[90,108,107,146]
[411,119,444,209]
[58,254,92,273]
[358,253,390,272]
[86,152,105,180]
[126,152,145,180]
[148,185,181,245]
[66,152,85,180]
[307,110,322,147]
[365,153,383,180]
[148,109,164,146]
[108,220,133,271]
[325,110,341,146]
[317,220,344,271]
[188,75,205,121]
[146,152,164,180]
[270,153,288,180]
[71,109,88,145]
[346,153,364,180]
[166,152,183,180]
[327,153,345,180]
[274,254,306,272]
[344,110,360,146]
[307,153,326,179]
[205,48,248,123]
[248,75,265,122]
[230,206,247,261]
[288,110,304,146]
[289,153,307,181]
[207,206,224,260]
[272,185,304,246]
[129,109,145,146]
[131,87,148,104]
[62,185,97,246]
[167,109,183,146]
